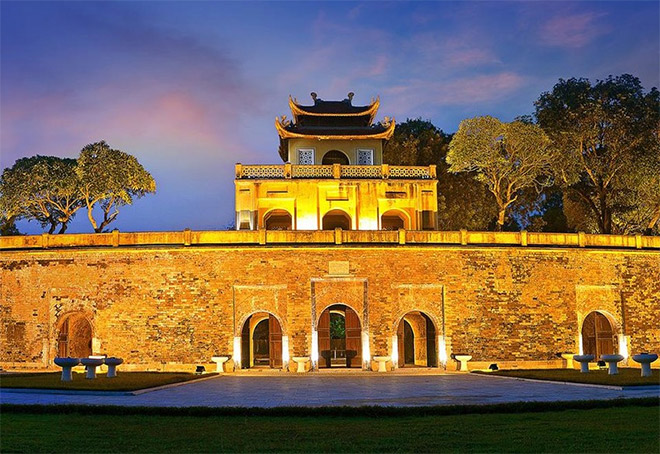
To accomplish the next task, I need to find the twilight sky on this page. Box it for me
[1,1,658,233]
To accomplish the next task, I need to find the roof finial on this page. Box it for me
[347,92,354,104]
[310,92,318,103]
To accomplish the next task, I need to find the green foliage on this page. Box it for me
[0,141,155,234]
[447,116,555,230]
[535,74,660,234]
[329,313,345,339]
[77,141,156,233]
[384,118,497,230]
[0,156,81,233]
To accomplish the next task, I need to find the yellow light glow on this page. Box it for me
[362,331,370,364]
[391,335,399,366]
[438,335,448,366]
[311,330,319,365]
[282,335,290,366]
[233,336,241,368]
[619,335,629,359]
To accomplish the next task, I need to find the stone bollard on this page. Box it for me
[573,355,594,373]
[104,357,124,378]
[54,357,80,382]
[211,356,230,373]
[81,357,105,379]
[453,354,472,372]
[373,356,390,373]
[632,353,658,377]
[292,357,310,373]
[600,354,624,375]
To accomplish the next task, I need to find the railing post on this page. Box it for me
[183,228,192,246]
[382,164,390,179]
[460,229,468,246]
[578,231,586,247]
[335,227,343,245]
[429,165,437,178]
[259,228,267,245]
[520,230,528,247]
[42,233,49,249]
[112,229,120,247]
[398,228,406,245]
[635,234,643,249]
[333,163,341,179]
[235,163,243,178]
[284,163,292,179]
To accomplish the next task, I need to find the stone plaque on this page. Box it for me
[328,261,350,276]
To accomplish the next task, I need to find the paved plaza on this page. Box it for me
[2,372,658,407]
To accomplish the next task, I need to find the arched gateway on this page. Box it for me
[57,313,92,358]
[396,311,437,367]
[581,311,616,358]
[317,304,362,368]
[240,313,283,368]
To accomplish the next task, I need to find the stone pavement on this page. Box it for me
[2,372,658,407]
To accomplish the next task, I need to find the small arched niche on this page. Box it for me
[322,150,349,165]
[322,210,351,230]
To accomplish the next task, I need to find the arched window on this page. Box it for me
[264,210,292,230]
[322,150,349,165]
[322,210,351,230]
[381,210,408,230]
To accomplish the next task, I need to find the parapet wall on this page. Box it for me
[1,231,659,371]
[2,229,659,251]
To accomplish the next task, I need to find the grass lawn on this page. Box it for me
[473,368,660,386]
[1,404,658,453]
[0,372,216,391]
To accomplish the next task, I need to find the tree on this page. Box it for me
[447,116,556,230]
[535,74,660,234]
[383,118,497,230]
[0,156,82,233]
[77,141,156,233]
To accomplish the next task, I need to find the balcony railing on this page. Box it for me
[235,164,436,180]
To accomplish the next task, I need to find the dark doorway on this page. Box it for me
[241,314,283,369]
[397,312,437,367]
[318,304,362,368]
[582,312,615,358]
[264,210,292,230]
[322,150,349,165]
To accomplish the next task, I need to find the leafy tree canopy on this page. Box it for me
[447,116,556,230]
[535,74,660,234]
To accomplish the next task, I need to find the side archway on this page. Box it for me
[264,209,292,230]
[56,312,93,358]
[238,312,284,369]
[381,209,409,230]
[394,311,438,367]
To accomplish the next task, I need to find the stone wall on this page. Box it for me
[2,243,659,371]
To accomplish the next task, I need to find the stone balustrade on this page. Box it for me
[235,163,436,180]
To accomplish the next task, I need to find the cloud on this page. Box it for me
[539,11,609,48]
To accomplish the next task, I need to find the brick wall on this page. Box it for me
[1,245,659,370]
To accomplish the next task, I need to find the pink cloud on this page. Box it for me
[540,12,609,48]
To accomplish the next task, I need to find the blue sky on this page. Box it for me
[1,1,658,233]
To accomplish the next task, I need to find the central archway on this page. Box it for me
[322,150,349,165]
[322,210,351,230]
[264,209,292,230]
[57,313,92,358]
[396,311,437,367]
[240,313,283,368]
[581,311,615,358]
[318,304,362,368]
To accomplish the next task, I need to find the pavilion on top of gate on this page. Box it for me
[234,93,439,231]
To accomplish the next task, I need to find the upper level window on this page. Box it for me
[322,150,349,165]
[298,149,315,165]
[357,149,374,165]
